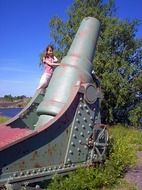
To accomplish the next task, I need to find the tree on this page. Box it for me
[49,0,142,126]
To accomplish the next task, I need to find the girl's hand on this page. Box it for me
[53,63,60,66]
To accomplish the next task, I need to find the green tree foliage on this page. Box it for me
[49,0,142,126]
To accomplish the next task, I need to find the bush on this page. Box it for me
[0,116,8,123]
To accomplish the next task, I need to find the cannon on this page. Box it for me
[0,17,109,189]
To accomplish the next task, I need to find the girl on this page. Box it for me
[37,45,59,91]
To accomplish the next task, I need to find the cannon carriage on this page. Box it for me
[0,17,109,189]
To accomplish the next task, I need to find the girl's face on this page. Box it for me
[47,47,53,57]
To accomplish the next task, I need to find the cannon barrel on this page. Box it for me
[36,17,100,127]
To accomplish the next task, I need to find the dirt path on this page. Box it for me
[125,151,142,190]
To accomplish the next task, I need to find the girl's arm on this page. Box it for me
[52,56,60,66]
[43,57,60,66]
[53,56,58,63]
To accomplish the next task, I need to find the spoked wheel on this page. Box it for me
[87,124,109,164]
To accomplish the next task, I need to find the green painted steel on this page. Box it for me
[0,17,109,189]
[4,91,44,129]
[36,17,100,127]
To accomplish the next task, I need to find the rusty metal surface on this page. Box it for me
[0,126,32,150]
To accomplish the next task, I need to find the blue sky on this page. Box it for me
[0,0,141,97]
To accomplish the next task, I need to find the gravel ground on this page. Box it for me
[125,151,142,190]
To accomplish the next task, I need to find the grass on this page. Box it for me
[0,116,9,123]
[47,124,142,190]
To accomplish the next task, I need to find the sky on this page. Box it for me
[0,0,141,97]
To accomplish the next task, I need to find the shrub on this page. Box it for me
[0,116,8,123]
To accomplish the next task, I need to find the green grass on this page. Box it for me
[0,116,9,123]
[47,124,142,190]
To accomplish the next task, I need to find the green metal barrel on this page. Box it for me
[36,17,100,127]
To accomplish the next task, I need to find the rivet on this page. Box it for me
[35,185,40,189]
[73,134,76,138]
[71,142,75,146]
[82,125,85,129]
[69,150,73,154]
[74,126,78,130]
[80,132,84,136]
[87,131,90,134]
[20,172,24,176]
[84,145,88,149]
[76,118,80,123]
[79,104,83,109]
[79,140,82,144]
[43,168,47,172]
[89,123,93,127]
[77,148,81,152]
[67,158,71,162]
[26,171,30,175]
[84,104,87,108]
[78,111,81,115]
[80,97,83,101]
[54,166,57,170]
[58,166,62,169]
[83,117,87,122]
[90,116,93,120]
[86,138,88,141]
[32,170,37,173]
[86,109,89,113]
[13,173,17,177]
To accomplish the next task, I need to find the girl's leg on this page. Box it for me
[37,73,51,90]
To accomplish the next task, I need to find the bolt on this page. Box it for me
[86,109,89,113]
[74,126,78,130]
[76,118,80,123]
[80,97,83,101]
[69,150,73,154]
[78,111,81,115]
[77,148,81,152]
[80,132,84,136]
[20,172,24,176]
[83,117,87,122]
[82,125,85,129]
[13,173,17,177]
[79,104,83,109]
[67,158,71,162]
[79,140,82,144]
[89,123,92,127]
[71,142,75,146]
[84,104,87,108]
[73,134,76,138]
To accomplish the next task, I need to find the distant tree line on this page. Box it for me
[1,95,28,101]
